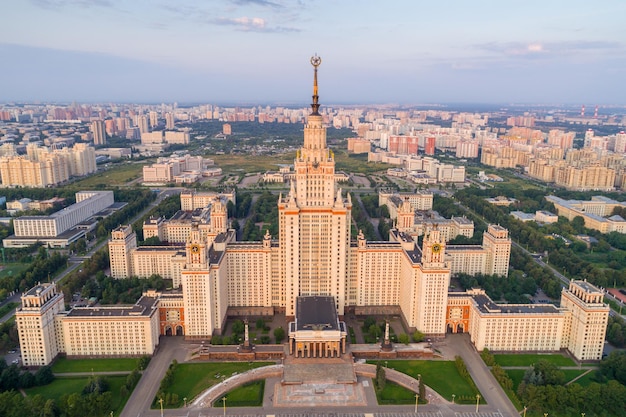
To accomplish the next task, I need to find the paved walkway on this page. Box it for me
[121,337,191,417]
[435,334,518,417]
[121,334,521,417]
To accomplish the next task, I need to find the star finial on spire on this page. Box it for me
[310,54,322,116]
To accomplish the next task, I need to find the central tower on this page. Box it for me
[279,56,352,316]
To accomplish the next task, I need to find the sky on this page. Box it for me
[1,0,625,105]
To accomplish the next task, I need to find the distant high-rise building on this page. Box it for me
[424,137,436,155]
[223,123,231,135]
[91,120,106,145]
[165,113,175,130]
[149,111,159,128]
[138,115,150,134]
[614,131,626,154]
[104,119,116,137]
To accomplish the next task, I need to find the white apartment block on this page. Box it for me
[547,195,626,234]
[394,198,474,243]
[17,283,160,365]
[379,192,433,217]
[141,131,164,144]
[13,191,113,237]
[16,284,65,367]
[142,154,214,184]
[5,191,114,248]
[0,143,96,187]
[180,190,235,211]
[164,131,190,145]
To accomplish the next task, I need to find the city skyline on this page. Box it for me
[1,1,625,104]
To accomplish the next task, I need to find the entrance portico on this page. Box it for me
[288,296,347,358]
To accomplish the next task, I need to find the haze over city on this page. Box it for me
[1,0,625,104]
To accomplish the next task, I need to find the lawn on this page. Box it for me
[562,369,589,384]
[25,376,131,416]
[569,370,598,387]
[505,370,526,392]
[71,162,146,188]
[52,357,140,373]
[376,381,420,405]
[211,154,293,175]
[0,262,29,280]
[215,381,265,407]
[334,151,391,175]
[369,360,478,402]
[494,353,576,367]
[155,361,274,408]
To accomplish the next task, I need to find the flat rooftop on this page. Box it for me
[66,296,158,317]
[472,293,560,315]
[296,296,339,331]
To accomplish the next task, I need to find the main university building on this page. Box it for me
[17,58,609,367]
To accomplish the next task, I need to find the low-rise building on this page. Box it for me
[547,195,626,233]
[4,191,114,248]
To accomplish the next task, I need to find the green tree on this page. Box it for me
[571,216,585,233]
[34,365,54,386]
[256,318,265,330]
[600,350,626,385]
[412,330,425,342]
[274,327,285,343]
[232,320,245,335]
[375,362,386,392]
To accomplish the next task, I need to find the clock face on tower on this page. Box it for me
[432,243,442,253]
[191,244,200,253]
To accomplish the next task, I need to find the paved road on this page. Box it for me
[436,334,518,417]
[121,336,190,417]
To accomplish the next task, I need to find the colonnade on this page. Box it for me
[289,338,346,358]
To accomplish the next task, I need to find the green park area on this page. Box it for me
[0,262,29,280]
[25,376,131,416]
[368,360,479,404]
[493,353,576,367]
[334,151,391,175]
[215,381,265,407]
[51,357,141,373]
[211,154,292,175]
[376,381,420,405]
[154,361,273,408]
[71,162,146,188]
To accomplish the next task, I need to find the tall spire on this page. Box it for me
[310,54,322,116]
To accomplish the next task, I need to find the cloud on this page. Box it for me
[213,16,299,32]
[232,0,284,9]
[30,0,114,9]
[476,40,623,58]
[160,2,300,33]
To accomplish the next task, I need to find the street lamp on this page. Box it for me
[385,360,388,368]
[452,394,455,404]
[544,413,548,417]
[183,397,187,408]
[475,394,480,413]
[581,414,585,417]
[523,406,527,417]
[414,393,419,413]
[222,396,227,417]
[158,397,164,417]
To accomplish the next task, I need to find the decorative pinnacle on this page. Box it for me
[310,54,321,115]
